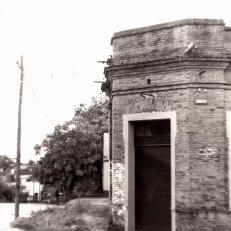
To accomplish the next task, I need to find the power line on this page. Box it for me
[21,72,58,130]
[24,75,38,99]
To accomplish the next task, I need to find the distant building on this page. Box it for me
[102,132,110,196]
[20,174,42,201]
[11,163,43,201]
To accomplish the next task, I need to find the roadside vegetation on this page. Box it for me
[31,96,109,201]
[11,198,114,231]
[0,155,28,202]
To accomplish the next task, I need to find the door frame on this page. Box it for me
[123,111,176,231]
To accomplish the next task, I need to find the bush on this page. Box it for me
[0,181,14,201]
[0,182,29,202]
[11,217,36,230]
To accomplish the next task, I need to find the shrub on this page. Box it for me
[0,181,14,201]
[11,217,36,230]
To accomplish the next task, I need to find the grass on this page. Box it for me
[11,198,112,231]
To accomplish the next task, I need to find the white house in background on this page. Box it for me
[103,132,110,196]
[11,163,43,201]
[20,174,43,201]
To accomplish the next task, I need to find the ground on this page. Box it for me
[11,198,119,231]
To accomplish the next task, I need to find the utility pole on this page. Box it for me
[15,55,24,219]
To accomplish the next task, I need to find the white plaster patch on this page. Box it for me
[198,148,217,158]
[112,162,125,205]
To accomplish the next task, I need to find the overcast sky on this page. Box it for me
[0,0,230,162]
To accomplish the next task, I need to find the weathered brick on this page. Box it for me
[105,19,231,230]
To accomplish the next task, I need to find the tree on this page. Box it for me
[0,155,28,202]
[0,155,14,173]
[0,155,15,183]
[21,160,36,176]
[33,96,109,198]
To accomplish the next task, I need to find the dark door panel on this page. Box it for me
[134,120,171,231]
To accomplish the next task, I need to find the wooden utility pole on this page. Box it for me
[15,55,24,219]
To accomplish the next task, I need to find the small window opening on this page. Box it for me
[147,79,151,84]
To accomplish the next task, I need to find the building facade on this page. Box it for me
[104,19,231,230]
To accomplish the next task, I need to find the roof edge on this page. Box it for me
[111,19,225,43]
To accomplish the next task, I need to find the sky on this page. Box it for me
[0,0,230,163]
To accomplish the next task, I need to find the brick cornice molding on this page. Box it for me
[105,57,231,77]
[111,82,231,97]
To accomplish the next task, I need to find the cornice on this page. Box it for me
[109,65,227,80]
[105,56,231,77]
[111,82,231,97]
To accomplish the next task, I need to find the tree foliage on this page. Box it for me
[0,155,15,183]
[0,155,28,202]
[0,155,14,173]
[33,97,109,197]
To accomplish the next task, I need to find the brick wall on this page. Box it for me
[111,19,226,66]
[105,19,231,230]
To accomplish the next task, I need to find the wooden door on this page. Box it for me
[134,120,171,231]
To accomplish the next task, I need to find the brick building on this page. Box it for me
[104,19,231,230]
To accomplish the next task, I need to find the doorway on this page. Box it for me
[123,111,176,231]
[134,120,171,231]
